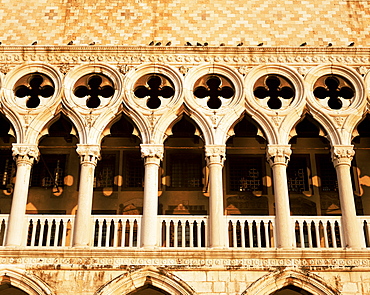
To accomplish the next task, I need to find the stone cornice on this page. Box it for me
[1,248,370,271]
[0,46,370,67]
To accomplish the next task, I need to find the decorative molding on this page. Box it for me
[140,144,164,160]
[76,144,101,165]
[205,145,226,165]
[12,144,39,165]
[331,145,355,166]
[266,144,291,166]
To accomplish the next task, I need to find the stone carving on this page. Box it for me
[179,65,189,76]
[333,116,345,128]
[238,66,251,75]
[118,64,133,75]
[59,63,71,75]
[266,145,291,166]
[12,144,39,165]
[140,144,164,160]
[76,144,101,165]
[205,145,226,165]
[0,64,11,74]
[331,145,355,166]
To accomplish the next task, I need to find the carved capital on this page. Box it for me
[205,145,226,166]
[331,145,355,167]
[266,144,291,167]
[76,144,101,166]
[140,144,164,161]
[12,144,39,166]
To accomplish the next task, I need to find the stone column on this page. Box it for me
[140,144,163,248]
[73,144,100,247]
[332,145,364,249]
[267,144,293,249]
[5,144,39,247]
[205,145,226,248]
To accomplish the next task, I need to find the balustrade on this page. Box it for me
[227,216,275,248]
[159,216,207,248]
[0,214,369,249]
[26,215,74,247]
[0,214,7,246]
[359,217,370,248]
[293,217,343,249]
[92,216,141,248]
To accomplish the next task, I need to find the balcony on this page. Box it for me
[1,214,370,249]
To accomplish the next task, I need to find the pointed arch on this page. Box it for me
[0,267,54,295]
[156,105,212,145]
[101,112,142,142]
[242,269,339,295]
[95,267,197,295]
[36,111,79,144]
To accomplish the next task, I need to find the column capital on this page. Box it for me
[266,144,291,167]
[12,143,39,165]
[140,144,164,161]
[76,144,101,166]
[205,145,226,166]
[331,145,355,167]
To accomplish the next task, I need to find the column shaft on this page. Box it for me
[332,146,364,249]
[5,144,38,247]
[140,144,163,248]
[73,144,100,247]
[267,145,293,249]
[206,145,226,248]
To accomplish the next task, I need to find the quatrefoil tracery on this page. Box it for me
[73,74,115,108]
[193,75,235,109]
[134,75,175,109]
[253,75,295,110]
[313,75,354,110]
[14,73,55,108]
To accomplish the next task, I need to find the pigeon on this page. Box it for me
[220,43,225,46]
[257,42,263,46]
[67,40,74,45]
[32,41,37,45]
[149,41,154,46]
[237,42,243,46]
[155,42,161,46]
[328,43,333,47]
[348,42,355,47]
[300,42,307,46]
[89,41,95,45]
[165,41,171,46]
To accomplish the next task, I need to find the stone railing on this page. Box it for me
[92,215,141,248]
[0,214,8,246]
[227,216,276,248]
[26,215,74,247]
[293,216,343,249]
[359,217,370,248]
[159,215,208,248]
[1,214,370,249]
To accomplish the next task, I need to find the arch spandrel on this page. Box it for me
[95,267,196,295]
[242,269,339,295]
[244,64,306,145]
[0,267,54,295]
[306,64,367,146]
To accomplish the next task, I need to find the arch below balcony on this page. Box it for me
[0,268,53,295]
[95,267,196,295]
[242,269,338,295]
